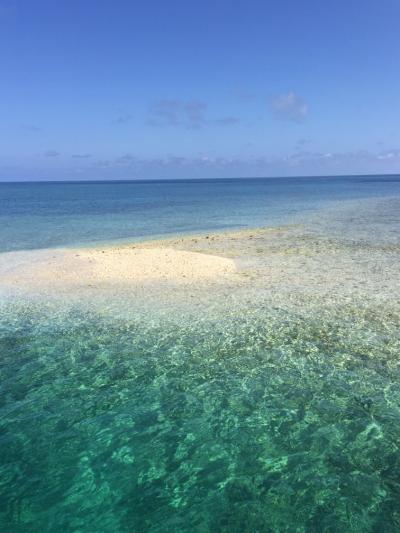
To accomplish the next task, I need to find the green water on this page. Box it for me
[1,300,400,532]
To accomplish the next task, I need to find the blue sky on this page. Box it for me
[1,0,399,180]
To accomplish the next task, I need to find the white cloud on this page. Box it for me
[272,92,309,122]
[377,150,400,160]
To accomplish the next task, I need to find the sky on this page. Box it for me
[1,0,400,180]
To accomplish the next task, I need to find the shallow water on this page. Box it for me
[1,179,400,531]
[1,301,400,532]
[1,176,400,252]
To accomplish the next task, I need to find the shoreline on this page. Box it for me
[0,223,281,256]
[0,225,286,289]
[1,223,399,320]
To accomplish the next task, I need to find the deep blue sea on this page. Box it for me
[1,175,400,252]
[1,176,400,532]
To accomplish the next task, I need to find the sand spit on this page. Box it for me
[1,225,399,317]
[0,243,236,293]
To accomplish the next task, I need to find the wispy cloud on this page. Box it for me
[43,149,60,157]
[377,149,400,160]
[115,154,136,165]
[233,89,256,102]
[20,123,41,132]
[6,146,397,181]
[271,92,309,122]
[94,159,110,168]
[296,138,312,146]
[282,149,400,170]
[72,153,91,159]
[184,101,207,128]
[148,99,207,129]
[114,113,133,124]
[86,147,400,179]
[214,116,240,126]
[148,100,240,129]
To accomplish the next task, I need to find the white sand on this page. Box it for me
[0,245,237,291]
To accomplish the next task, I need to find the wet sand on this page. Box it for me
[1,224,399,321]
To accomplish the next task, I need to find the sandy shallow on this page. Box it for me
[1,224,399,322]
[0,241,236,291]
[2,201,400,531]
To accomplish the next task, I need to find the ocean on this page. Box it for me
[1,176,400,532]
[1,175,400,252]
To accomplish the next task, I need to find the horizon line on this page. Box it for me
[1,172,400,185]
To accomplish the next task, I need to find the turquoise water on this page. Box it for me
[1,177,400,531]
[1,302,400,532]
[1,176,400,252]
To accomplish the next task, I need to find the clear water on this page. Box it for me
[1,302,400,532]
[1,176,400,252]
[1,176,400,532]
